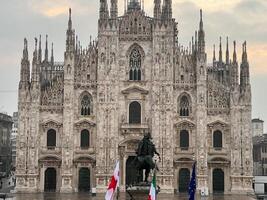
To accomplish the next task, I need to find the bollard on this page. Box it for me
[92,187,96,197]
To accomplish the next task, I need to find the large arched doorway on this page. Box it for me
[78,168,90,192]
[178,168,190,192]
[44,168,57,192]
[126,156,141,185]
[213,168,224,193]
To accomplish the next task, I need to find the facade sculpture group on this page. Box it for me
[16,0,253,194]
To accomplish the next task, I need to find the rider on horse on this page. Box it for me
[135,132,160,182]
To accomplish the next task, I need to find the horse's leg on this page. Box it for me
[138,168,142,183]
[145,168,150,182]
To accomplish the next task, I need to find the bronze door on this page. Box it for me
[78,168,90,192]
[44,168,56,192]
[178,168,190,193]
[213,168,224,193]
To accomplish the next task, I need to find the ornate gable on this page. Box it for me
[119,10,152,41]
[207,120,228,129]
[41,119,62,129]
[121,85,149,95]
[74,118,96,128]
[175,119,195,129]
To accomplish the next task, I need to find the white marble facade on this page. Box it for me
[16,0,253,194]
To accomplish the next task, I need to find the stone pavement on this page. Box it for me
[2,193,256,200]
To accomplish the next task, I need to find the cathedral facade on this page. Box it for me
[16,0,253,194]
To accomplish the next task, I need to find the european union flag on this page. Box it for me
[188,162,196,200]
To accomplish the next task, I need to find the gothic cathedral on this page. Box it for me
[16,0,253,194]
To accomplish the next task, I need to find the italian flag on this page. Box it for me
[148,173,156,200]
[105,161,119,200]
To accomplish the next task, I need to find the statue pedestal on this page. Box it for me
[126,182,159,200]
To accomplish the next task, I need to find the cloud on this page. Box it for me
[248,44,267,75]
[27,0,97,17]
[173,0,241,12]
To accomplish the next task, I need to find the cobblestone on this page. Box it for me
[3,193,256,200]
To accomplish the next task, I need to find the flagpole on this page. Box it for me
[156,169,157,200]
[116,186,119,200]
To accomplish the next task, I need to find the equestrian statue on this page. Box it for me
[135,132,160,183]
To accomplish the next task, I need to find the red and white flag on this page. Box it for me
[105,161,119,200]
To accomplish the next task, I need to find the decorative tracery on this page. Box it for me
[129,48,141,81]
[179,96,190,116]
[81,94,93,116]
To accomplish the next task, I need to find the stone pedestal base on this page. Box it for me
[230,175,254,194]
[60,174,73,193]
[126,184,151,200]
[126,183,160,200]
[15,174,38,193]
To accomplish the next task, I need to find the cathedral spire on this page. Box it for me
[23,38,28,60]
[242,41,248,63]
[199,9,203,31]
[51,43,54,64]
[162,0,172,19]
[219,37,222,64]
[127,0,141,12]
[198,9,205,55]
[38,35,42,63]
[31,38,39,83]
[213,44,216,64]
[33,37,37,63]
[20,38,30,84]
[45,34,48,61]
[194,31,198,53]
[100,0,109,19]
[110,0,118,18]
[230,40,239,88]
[233,40,237,64]
[240,41,250,88]
[66,9,75,53]
[226,37,229,64]
[68,8,72,30]
[154,0,161,19]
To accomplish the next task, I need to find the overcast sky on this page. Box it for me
[0,0,266,131]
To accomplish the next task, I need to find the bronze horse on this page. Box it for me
[134,133,160,182]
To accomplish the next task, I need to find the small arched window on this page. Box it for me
[180,130,189,149]
[179,96,190,116]
[47,129,56,149]
[81,129,90,148]
[81,94,92,116]
[129,48,141,81]
[213,130,222,149]
[129,101,141,124]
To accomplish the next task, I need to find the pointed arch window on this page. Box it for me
[81,94,92,116]
[213,130,222,149]
[129,48,141,81]
[179,96,190,116]
[129,101,141,124]
[47,129,56,149]
[81,129,90,149]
